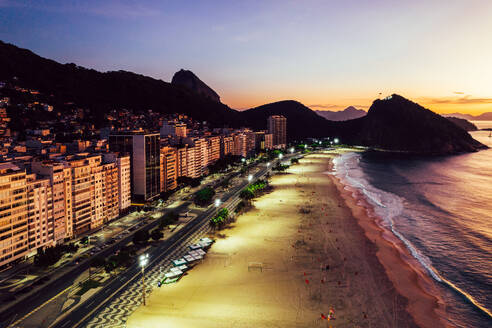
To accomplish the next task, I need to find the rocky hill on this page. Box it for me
[315,106,366,121]
[171,69,220,102]
[0,41,239,127]
[338,95,486,154]
[445,117,478,131]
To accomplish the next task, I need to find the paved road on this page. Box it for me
[50,163,271,328]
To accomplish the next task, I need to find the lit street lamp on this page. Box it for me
[266,162,271,167]
[214,198,222,207]
[248,174,253,182]
[278,153,283,159]
[334,138,339,144]
[241,158,246,163]
[139,254,149,306]
[290,147,294,153]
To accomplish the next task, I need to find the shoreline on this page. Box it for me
[126,151,420,327]
[329,150,447,328]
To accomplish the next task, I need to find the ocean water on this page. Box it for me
[333,126,492,328]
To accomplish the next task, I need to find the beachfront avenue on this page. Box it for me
[1,152,296,328]
[51,159,283,328]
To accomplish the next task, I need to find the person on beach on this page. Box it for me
[328,307,336,320]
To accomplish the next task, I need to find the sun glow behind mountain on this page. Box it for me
[1,0,492,115]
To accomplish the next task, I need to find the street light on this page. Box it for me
[334,138,339,144]
[139,254,149,306]
[266,162,271,167]
[290,147,294,153]
[214,198,222,207]
[241,158,246,163]
[248,174,253,182]
[278,153,283,159]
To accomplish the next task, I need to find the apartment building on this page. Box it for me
[160,146,178,193]
[245,130,257,156]
[31,161,73,240]
[116,156,131,212]
[233,133,247,158]
[0,163,28,267]
[220,135,234,157]
[102,153,131,213]
[184,137,208,177]
[26,173,54,255]
[267,115,287,148]
[101,161,119,223]
[207,136,221,164]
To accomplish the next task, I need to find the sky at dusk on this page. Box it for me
[1,0,492,115]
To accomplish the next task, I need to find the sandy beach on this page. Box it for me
[126,151,420,328]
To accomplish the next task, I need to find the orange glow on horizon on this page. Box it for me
[223,94,492,116]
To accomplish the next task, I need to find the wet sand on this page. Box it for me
[127,151,419,327]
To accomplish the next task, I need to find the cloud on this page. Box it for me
[453,91,465,94]
[422,95,492,105]
[308,104,339,109]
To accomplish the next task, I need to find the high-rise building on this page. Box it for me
[220,136,234,157]
[264,133,273,150]
[103,153,131,213]
[245,130,257,156]
[233,133,247,157]
[207,136,221,165]
[0,163,28,267]
[26,173,54,255]
[109,132,161,202]
[63,155,102,235]
[160,146,178,193]
[267,115,287,149]
[31,161,73,240]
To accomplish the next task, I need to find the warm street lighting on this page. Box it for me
[248,174,253,182]
[214,198,222,207]
[139,253,149,306]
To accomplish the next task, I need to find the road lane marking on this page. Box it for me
[8,283,75,327]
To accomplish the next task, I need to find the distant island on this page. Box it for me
[443,112,492,121]
[315,106,366,121]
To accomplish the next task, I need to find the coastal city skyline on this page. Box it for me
[0,2,491,328]
[1,0,492,114]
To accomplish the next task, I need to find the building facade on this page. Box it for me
[160,146,178,193]
[109,132,161,202]
[267,115,287,149]
[0,164,28,267]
